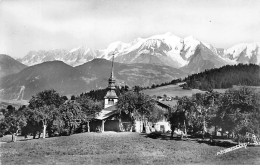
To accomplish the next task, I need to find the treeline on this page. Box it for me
[148,64,260,91]
[184,64,260,90]
[0,88,164,141]
[150,79,182,89]
[0,89,103,141]
[169,86,260,141]
[83,85,146,101]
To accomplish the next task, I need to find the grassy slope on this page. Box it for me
[1,132,259,165]
[142,84,205,98]
[142,85,228,107]
[143,84,227,97]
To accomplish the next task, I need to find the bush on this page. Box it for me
[60,128,70,136]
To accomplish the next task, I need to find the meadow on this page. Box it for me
[1,132,259,165]
[143,84,227,98]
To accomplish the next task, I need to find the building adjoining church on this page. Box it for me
[87,57,172,133]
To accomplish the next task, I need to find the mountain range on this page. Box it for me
[17,32,260,74]
[0,58,185,100]
[1,32,260,100]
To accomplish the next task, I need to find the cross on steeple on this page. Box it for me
[110,52,115,79]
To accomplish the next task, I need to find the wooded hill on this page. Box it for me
[183,64,260,90]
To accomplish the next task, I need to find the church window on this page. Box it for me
[108,99,114,105]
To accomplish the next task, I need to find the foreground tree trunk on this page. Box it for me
[237,134,241,144]
[12,133,16,142]
[118,118,122,132]
[215,125,217,137]
[202,116,205,139]
[43,124,47,138]
[87,121,90,132]
[171,125,175,139]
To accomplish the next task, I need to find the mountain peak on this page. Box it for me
[17,32,260,69]
[0,54,27,78]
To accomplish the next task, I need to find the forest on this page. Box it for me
[148,64,260,90]
[183,64,260,90]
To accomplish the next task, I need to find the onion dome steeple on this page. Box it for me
[104,53,118,108]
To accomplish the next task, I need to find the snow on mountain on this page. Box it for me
[101,41,130,60]
[224,42,260,64]
[18,33,260,71]
[18,49,69,66]
[19,47,102,67]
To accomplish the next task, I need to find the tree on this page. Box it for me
[75,94,102,132]
[28,89,66,138]
[59,100,82,135]
[169,96,194,138]
[133,86,141,93]
[216,87,260,142]
[29,89,65,109]
[117,91,155,132]
[149,106,166,123]
[191,92,216,139]
[31,105,57,138]
[170,92,218,139]
[0,109,7,137]
[3,106,27,142]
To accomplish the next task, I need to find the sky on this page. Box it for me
[0,0,260,58]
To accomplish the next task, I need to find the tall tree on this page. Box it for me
[3,106,27,142]
[59,100,82,135]
[28,89,66,138]
[29,89,65,109]
[117,91,155,132]
[75,95,102,132]
[31,105,57,138]
[216,87,260,142]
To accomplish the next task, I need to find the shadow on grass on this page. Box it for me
[144,132,186,141]
[196,139,237,148]
[145,132,237,148]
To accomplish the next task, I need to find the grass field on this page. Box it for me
[143,84,227,98]
[1,132,259,165]
[0,99,29,109]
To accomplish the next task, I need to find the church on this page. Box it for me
[87,56,172,133]
[88,56,135,132]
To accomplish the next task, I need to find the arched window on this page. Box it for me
[108,99,114,105]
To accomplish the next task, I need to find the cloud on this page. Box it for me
[1,0,260,58]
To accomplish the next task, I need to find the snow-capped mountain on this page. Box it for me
[18,47,102,67]
[223,43,260,65]
[111,32,232,71]
[17,32,260,73]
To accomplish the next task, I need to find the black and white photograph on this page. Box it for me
[0,0,260,165]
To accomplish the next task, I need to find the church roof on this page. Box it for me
[104,90,118,98]
[95,105,119,120]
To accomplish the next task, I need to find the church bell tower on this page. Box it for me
[104,54,118,108]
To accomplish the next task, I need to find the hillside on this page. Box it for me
[0,54,27,78]
[75,58,186,87]
[0,61,86,100]
[0,59,186,100]
[143,84,206,98]
[184,64,260,90]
